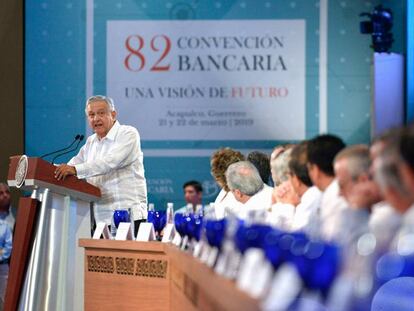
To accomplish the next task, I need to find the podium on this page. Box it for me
[5,156,101,311]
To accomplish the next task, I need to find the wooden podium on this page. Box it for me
[79,240,260,311]
[5,156,101,311]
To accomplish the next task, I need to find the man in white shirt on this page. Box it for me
[371,127,414,250]
[54,95,147,234]
[285,142,321,233]
[306,134,348,242]
[225,161,272,220]
[335,144,402,251]
[175,180,203,214]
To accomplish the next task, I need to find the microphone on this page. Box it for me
[52,135,85,164]
[40,135,81,159]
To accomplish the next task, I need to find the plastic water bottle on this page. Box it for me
[196,204,203,216]
[186,203,194,214]
[166,202,174,224]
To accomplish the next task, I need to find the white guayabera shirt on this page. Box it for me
[69,121,148,224]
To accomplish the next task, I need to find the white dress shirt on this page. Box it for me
[369,201,401,251]
[268,186,321,233]
[237,184,273,220]
[291,186,322,232]
[214,189,243,219]
[318,179,349,242]
[69,121,147,224]
[390,203,414,252]
[267,202,295,230]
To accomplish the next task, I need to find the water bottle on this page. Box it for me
[166,202,174,225]
[196,204,203,216]
[185,203,194,214]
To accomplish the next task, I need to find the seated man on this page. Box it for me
[0,219,12,306]
[268,147,299,230]
[175,180,203,214]
[280,142,321,233]
[225,161,273,220]
[306,134,347,242]
[334,145,379,245]
[379,125,414,248]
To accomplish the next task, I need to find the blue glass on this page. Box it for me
[306,242,340,295]
[174,213,186,237]
[150,211,167,237]
[187,214,203,241]
[234,223,273,254]
[289,239,341,295]
[147,210,155,224]
[286,232,310,277]
[262,228,284,269]
[113,209,130,229]
[183,213,195,239]
[205,219,227,249]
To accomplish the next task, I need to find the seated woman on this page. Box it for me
[210,148,245,219]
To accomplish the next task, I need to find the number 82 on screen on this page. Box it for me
[124,35,172,72]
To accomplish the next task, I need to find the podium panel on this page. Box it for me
[5,156,101,311]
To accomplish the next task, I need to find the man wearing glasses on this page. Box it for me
[54,95,148,235]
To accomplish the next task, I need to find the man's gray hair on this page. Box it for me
[334,145,371,180]
[270,148,292,186]
[85,95,116,113]
[226,161,264,196]
[374,147,410,196]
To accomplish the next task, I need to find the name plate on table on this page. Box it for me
[161,224,175,243]
[200,244,211,263]
[237,248,272,298]
[193,240,206,258]
[136,222,156,241]
[93,222,111,239]
[115,222,134,240]
[180,236,189,250]
[206,247,219,268]
[172,232,182,246]
[261,263,303,311]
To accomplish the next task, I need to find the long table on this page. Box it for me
[79,240,260,311]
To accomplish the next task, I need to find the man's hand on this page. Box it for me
[273,181,300,206]
[347,180,382,209]
[54,164,76,181]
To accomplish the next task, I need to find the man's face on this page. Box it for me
[0,184,11,210]
[307,163,321,190]
[334,158,356,201]
[87,101,116,138]
[184,185,202,205]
